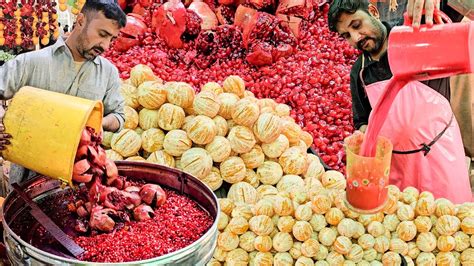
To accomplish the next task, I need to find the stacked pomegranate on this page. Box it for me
[70,126,166,233]
[104,3,358,171]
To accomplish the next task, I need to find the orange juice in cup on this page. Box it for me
[344,133,393,213]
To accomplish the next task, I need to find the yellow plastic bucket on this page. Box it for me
[2,86,103,185]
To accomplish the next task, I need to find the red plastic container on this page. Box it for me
[388,12,474,80]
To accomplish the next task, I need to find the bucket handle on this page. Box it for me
[403,9,453,26]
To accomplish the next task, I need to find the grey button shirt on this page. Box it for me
[0,38,125,193]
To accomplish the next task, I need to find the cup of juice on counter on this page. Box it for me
[344,132,393,214]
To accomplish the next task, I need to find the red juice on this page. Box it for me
[345,132,393,213]
[360,78,408,157]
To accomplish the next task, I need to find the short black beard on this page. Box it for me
[369,17,387,55]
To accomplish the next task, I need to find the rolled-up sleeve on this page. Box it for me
[103,67,125,132]
[0,54,27,100]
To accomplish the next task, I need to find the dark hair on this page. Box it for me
[328,0,369,32]
[81,0,127,28]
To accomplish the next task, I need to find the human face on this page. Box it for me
[76,12,120,60]
[336,8,387,56]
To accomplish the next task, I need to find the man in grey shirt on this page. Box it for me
[0,0,127,192]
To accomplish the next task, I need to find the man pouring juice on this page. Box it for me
[328,0,472,204]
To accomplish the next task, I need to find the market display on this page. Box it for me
[1,0,473,264]
[0,0,59,49]
[105,69,474,265]
[104,3,358,171]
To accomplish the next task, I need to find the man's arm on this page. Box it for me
[0,55,27,150]
[0,54,27,100]
[102,66,125,133]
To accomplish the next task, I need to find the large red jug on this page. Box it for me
[388,11,474,80]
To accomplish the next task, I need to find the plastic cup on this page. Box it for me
[344,133,393,214]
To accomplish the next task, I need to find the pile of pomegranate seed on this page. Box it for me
[75,189,213,263]
[104,5,358,171]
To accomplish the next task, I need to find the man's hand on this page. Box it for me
[0,106,11,151]
[407,0,443,28]
[102,114,120,132]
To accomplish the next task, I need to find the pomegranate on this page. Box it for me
[75,145,88,161]
[246,0,275,10]
[188,1,218,31]
[117,0,127,10]
[103,189,142,210]
[75,220,89,233]
[72,127,169,232]
[89,206,116,232]
[218,0,234,5]
[79,129,91,146]
[76,205,89,218]
[215,5,235,25]
[133,204,155,221]
[276,0,313,19]
[139,184,167,207]
[151,0,187,48]
[233,5,258,33]
[105,159,118,181]
[276,14,303,37]
[246,41,273,66]
[73,159,90,176]
[132,4,149,17]
[114,14,147,52]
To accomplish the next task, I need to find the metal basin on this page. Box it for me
[1,161,219,265]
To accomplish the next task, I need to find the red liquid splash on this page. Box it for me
[360,78,408,157]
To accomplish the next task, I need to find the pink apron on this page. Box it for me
[360,59,472,204]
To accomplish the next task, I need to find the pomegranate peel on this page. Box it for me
[276,0,313,19]
[73,173,94,183]
[152,0,187,49]
[76,206,89,218]
[216,5,235,25]
[139,184,167,207]
[125,186,140,193]
[89,206,117,232]
[218,0,235,5]
[105,159,119,180]
[73,159,91,175]
[188,1,218,30]
[276,14,302,37]
[80,129,92,146]
[75,145,88,161]
[247,0,275,10]
[133,204,155,221]
[246,42,274,66]
[132,4,148,17]
[115,14,147,52]
[233,5,257,32]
